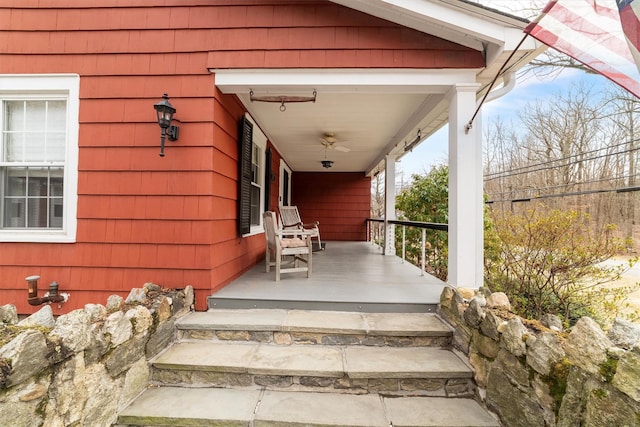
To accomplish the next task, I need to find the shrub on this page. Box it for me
[485,204,639,326]
[396,165,449,280]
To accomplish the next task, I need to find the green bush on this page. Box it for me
[485,205,639,326]
[396,165,449,280]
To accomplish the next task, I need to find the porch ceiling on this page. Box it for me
[213,0,543,175]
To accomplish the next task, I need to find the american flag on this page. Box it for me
[618,0,640,73]
[525,0,640,99]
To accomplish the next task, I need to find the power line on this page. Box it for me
[486,185,640,204]
[484,137,640,180]
[486,173,640,198]
[485,143,640,181]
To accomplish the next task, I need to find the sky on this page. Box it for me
[396,0,619,182]
[397,68,611,180]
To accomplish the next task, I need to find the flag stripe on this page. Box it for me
[533,11,637,70]
[546,2,632,59]
[530,26,640,97]
[526,0,640,99]
[585,0,619,19]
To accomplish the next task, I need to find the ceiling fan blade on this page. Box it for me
[335,146,351,152]
[320,140,333,149]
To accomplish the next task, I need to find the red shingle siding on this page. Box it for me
[292,172,371,242]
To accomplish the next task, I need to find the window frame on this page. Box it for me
[240,113,267,237]
[279,159,292,207]
[0,74,79,243]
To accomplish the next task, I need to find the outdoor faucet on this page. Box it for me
[26,275,69,306]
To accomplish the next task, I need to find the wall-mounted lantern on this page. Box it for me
[153,93,179,157]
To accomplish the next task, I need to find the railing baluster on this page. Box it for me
[402,225,406,263]
[421,228,426,276]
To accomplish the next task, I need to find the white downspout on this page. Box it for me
[482,71,516,104]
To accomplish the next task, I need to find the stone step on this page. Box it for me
[117,387,500,427]
[151,340,474,395]
[176,309,453,347]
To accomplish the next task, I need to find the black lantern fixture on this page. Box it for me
[153,93,179,157]
[320,144,333,169]
[321,160,334,168]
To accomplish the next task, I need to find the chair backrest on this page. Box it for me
[280,206,302,228]
[263,211,278,248]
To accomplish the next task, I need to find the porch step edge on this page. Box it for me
[207,296,438,313]
[152,341,472,379]
[117,387,500,427]
[177,309,453,337]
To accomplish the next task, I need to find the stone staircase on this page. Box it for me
[116,309,499,426]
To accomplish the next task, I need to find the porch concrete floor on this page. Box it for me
[208,241,447,313]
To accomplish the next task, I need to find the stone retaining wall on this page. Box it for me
[438,286,640,427]
[0,283,194,427]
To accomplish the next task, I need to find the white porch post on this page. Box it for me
[384,154,397,256]
[447,83,483,288]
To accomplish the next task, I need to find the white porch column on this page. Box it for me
[384,154,397,256]
[447,83,483,288]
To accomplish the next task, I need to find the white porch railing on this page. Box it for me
[366,218,448,276]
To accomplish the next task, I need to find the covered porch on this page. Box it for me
[206,0,544,311]
[211,1,542,301]
[208,241,446,313]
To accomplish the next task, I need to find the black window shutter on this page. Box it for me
[264,148,272,211]
[238,116,253,235]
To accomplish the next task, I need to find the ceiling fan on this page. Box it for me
[320,133,351,152]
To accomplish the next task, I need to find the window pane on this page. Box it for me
[47,132,66,161]
[50,168,63,196]
[27,197,48,227]
[250,185,260,225]
[47,101,66,132]
[4,101,24,131]
[3,199,25,227]
[27,171,48,197]
[252,146,261,185]
[24,132,46,162]
[3,167,26,227]
[25,101,46,131]
[49,198,63,228]
[4,133,24,162]
[5,168,26,196]
[249,140,263,227]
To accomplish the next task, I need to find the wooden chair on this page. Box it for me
[279,205,323,251]
[263,211,312,281]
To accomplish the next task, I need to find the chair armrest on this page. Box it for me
[302,221,319,227]
[282,222,304,229]
[277,230,314,237]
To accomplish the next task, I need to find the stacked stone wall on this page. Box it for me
[0,283,194,427]
[438,286,640,427]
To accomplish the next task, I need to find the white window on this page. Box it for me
[250,142,263,226]
[0,75,79,242]
[279,159,292,207]
[246,114,266,234]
